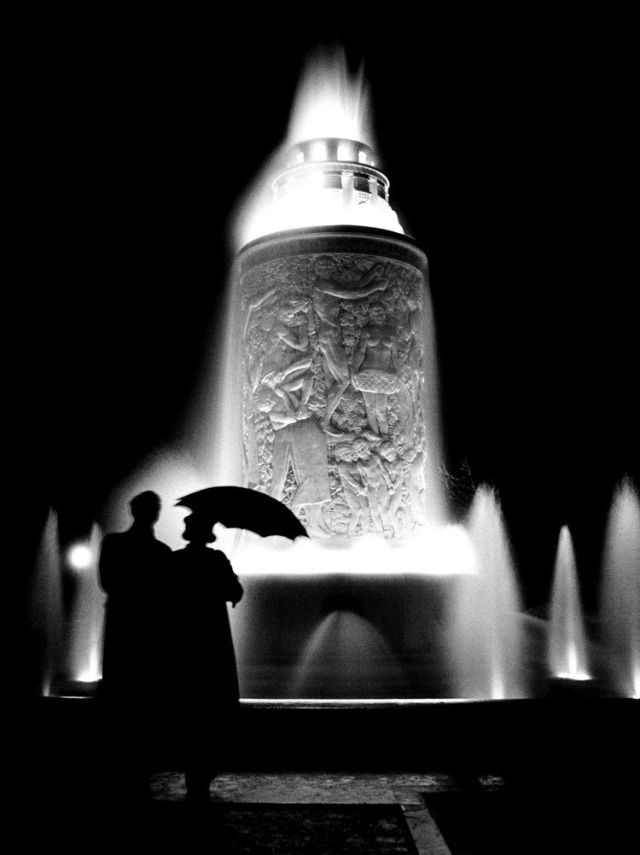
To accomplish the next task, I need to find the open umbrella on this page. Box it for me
[176,486,308,540]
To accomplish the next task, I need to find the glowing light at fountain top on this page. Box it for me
[286,50,372,147]
[234,49,404,248]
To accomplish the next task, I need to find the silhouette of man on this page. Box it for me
[169,511,243,803]
[97,490,171,804]
[99,491,171,697]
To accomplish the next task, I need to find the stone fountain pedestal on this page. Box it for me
[237,226,431,541]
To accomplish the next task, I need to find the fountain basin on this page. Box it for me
[233,573,481,700]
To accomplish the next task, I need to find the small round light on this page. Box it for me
[68,543,94,570]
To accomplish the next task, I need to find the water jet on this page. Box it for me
[548,526,591,682]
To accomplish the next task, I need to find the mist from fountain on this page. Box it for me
[30,510,63,696]
[548,526,591,681]
[599,479,640,698]
[448,486,526,699]
[186,276,244,489]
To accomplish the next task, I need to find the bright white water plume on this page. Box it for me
[66,525,105,683]
[599,480,640,698]
[287,48,372,147]
[448,487,526,699]
[548,526,591,681]
[30,510,63,696]
[215,522,475,576]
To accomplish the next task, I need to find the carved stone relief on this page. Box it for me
[239,252,427,539]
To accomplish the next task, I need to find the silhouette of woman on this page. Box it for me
[169,511,243,802]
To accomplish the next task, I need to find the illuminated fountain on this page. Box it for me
[35,52,639,703]
[92,50,473,700]
[447,487,525,699]
[221,51,475,699]
[28,520,105,695]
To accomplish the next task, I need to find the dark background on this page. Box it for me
[13,12,637,635]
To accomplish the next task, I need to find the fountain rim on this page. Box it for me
[237,224,428,272]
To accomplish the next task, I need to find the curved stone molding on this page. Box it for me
[238,227,429,539]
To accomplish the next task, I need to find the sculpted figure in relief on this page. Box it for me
[248,296,313,396]
[312,257,389,428]
[378,440,428,535]
[246,292,330,532]
[351,301,401,436]
[334,442,369,536]
[352,438,394,534]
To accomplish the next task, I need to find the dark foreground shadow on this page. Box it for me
[26,800,417,855]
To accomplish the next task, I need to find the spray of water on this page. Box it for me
[217,523,474,576]
[185,275,245,488]
[66,525,105,683]
[287,48,372,147]
[448,486,526,699]
[30,510,63,696]
[232,48,403,248]
[288,609,407,699]
[548,526,591,681]
[599,479,640,698]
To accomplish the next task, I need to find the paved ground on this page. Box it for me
[14,764,635,853]
[154,771,462,853]
[14,698,638,852]
[142,771,633,853]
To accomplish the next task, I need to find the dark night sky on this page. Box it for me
[14,14,637,611]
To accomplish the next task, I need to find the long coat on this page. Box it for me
[98,527,172,697]
[168,544,243,713]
